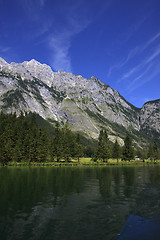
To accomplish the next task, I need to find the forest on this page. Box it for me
[0,112,159,164]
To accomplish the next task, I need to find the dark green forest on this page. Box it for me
[0,112,84,164]
[0,112,159,164]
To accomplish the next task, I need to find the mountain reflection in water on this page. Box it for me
[0,166,160,240]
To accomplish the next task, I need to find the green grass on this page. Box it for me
[1,158,160,167]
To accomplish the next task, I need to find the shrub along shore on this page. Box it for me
[1,158,160,167]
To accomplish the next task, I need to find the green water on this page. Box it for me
[0,166,160,240]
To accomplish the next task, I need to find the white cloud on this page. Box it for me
[142,32,160,51]
[0,46,11,53]
[109,31,160,80]
[49,31,72,72]
[124,62,160,95]
[47,0,115,72]
[48,3,91,72]
[49,22,89,72]
[118,43,160,84]
[124,63,153,93]
[107,47,139,78]
[145,44,160,64]
[122,67,138,80]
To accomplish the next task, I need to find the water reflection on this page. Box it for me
[96,166,137,199]
[0,166,160,240]
[116,215,160,240]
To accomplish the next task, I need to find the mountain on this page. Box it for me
[0,57,159,146]
[140,99,160,144]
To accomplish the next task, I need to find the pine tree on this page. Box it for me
[0,112,52,163]
[51,122,63,162]
[148,142,159,161]
[74,134,83,162]
[122,135,134,161]
[112,139,120,163]
[36,128,49,162]
[13,138,26,162]
[61,123,75,162]
[96,129,111,162]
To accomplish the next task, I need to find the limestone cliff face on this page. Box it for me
[140,100,160,133]
[0,57,159,144]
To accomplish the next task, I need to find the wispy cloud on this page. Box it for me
[123,17,147,43]
[31,21,53,41]
[124,63,153,93]
[120,43,160,81]
[107,47,139,78]
[112,32,160,97]
[121,66,138,80]
[0,46,11,53]
[49,21,90,72]
[18,0,46,21]
[48,2,91,72]
[145,44,160,64]
[142,32,160,51]
[16,0,114,72]
[125,63,160,94]
[48,0,115,72]
[108,31,160,79]
[49,30,72,72]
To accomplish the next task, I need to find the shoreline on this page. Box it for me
[1,159,160,167]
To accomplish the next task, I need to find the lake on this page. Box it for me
[0,166,160,240]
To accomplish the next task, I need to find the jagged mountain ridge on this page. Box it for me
[0,57,159,146]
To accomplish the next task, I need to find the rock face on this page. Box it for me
[0,57,159,145]
[140,100,160,134]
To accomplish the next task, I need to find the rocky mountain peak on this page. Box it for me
[140,99,160,133]
[0,57,8,66]
[27,59,40,65]
[0,57,159,145]
[22,59,53,74]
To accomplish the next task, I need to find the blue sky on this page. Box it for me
[0,0,160,107]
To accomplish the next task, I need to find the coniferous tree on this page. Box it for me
[61,123,75,162]
[13,138,25,162]
[51,122,63,162]
[0,112,51,164]
[148,142,159,161]
[96,129,111,162]
[0,113,15,163]
[74,134,83,162]
[136,148,147,161]
[36,128,49,162]
[122,135,134,161]
[112,139,121,163]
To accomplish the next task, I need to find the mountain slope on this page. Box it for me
[0,57,159,146]
[139,99,160,143]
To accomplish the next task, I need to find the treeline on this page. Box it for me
[93,129,134,162]
[0,112,159,164]
[94,129,160,162]
[0,112,83,164]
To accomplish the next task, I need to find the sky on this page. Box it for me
[0,0,160,108]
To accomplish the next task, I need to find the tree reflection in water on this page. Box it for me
[0,166,160,240]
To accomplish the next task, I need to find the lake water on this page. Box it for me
[0,166,160,240]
